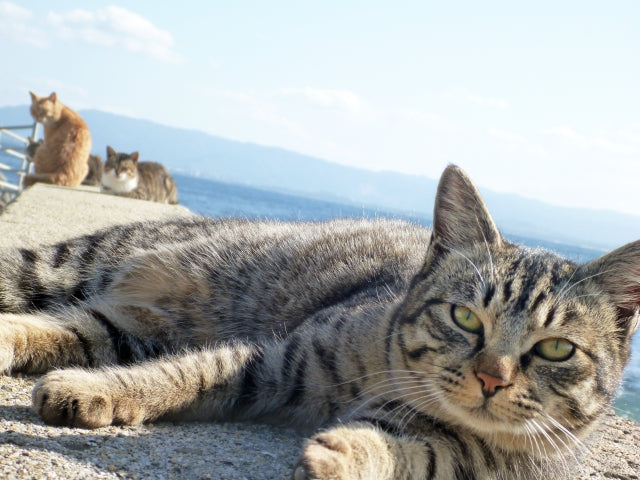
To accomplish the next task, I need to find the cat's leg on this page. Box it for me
[0,300,194,374]
[32,344,260,428]
[117,189,147,200]
[292,423,431,480]
[293,422,485,480]
[22,173,48,187]
[32,324,340,429]
[0,312,109,373]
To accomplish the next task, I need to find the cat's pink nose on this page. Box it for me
[476,371,509,397]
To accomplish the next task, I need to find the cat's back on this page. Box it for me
[147,216,429,263]
[82,216,430,285]
[137,161,171,178]
[43,104,90,143]
[190,217,431,294]
[137,161,178,204]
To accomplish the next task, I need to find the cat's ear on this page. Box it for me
[106,146,116,158]
[130,152,140,163]
[575,240,640,337]
[431,165,502,251]
[29,91,37,102]
[48,92,57,102]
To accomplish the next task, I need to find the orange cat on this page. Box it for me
[24,92,91,188]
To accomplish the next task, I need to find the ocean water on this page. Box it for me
[173,173,640,423]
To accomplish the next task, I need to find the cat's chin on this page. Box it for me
[435,402,582,457]
[432,396,537,437]
[453,404,521,435]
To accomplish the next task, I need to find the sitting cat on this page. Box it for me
[23,92,91,187]
[25,140,103,186]
[101,146,178,204]
[0,166,637,480]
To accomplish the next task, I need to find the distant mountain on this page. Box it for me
[2,105,639,250]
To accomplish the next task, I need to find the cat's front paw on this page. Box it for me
[32,369,142,429]
[293,432,352,480]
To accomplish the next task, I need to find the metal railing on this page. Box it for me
[0,122,40,208]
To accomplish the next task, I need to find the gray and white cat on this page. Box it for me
[101,146,178,204]
[0,165,637,479]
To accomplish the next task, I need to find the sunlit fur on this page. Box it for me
[392,243,619,448]
[24,91,91,187]
[101,146,178,204]
[0,165,637,479]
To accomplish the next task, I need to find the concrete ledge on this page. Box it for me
[0,185,638,479]
[0,184,193,249]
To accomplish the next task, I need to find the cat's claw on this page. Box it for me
[32,370,121,429]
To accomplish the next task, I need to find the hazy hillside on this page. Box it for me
[2,105,639,250]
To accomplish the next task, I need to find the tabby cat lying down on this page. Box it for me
[0,166,637,479]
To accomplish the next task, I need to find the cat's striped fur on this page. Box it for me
[0,166,637,479]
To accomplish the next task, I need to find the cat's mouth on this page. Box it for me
[443,395,533,435]
[464,400,503,421]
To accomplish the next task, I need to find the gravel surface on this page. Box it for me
[0,375,303,479]
[0,184,638,479]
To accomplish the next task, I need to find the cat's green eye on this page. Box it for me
[534,338,575,361]
[451,305,483,333]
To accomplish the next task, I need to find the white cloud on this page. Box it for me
[280,87,363,112]
[443,89,509,109]
[0,1,29,19]
[249,109,310,139]
[47,6,183,63]
[618,124,640,145]
[197,87,311,140]
[547,125,639,155]
[466,94,508,109]
[487,127,547,158]
[203,88,259,104]
[0,2,48,47]
[487,127,525,143]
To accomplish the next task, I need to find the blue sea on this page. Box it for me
[173,173,640,423]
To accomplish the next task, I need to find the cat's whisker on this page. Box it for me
[554,269,614,305]
[395,394,443,431]
[530,427,550,478]
[448,247,486,289]
[529,419,570,474]
[531,415,583,478]
[522,420,544,459]
[568,293,608,302]
[553,266,580,303]
[477,217,496,285]
[541,413,588,454]
[521,421,546,479]
[354,381,440,418]
[327,369,443,391]
[353,380,430,409]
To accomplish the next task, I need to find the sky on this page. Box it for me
[1,1,639,216]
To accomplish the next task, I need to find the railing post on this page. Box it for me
[0,121,40,207]
[17,122,39,190]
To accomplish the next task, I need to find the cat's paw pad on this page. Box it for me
[293,432,352,480]
[32,370,115,429]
